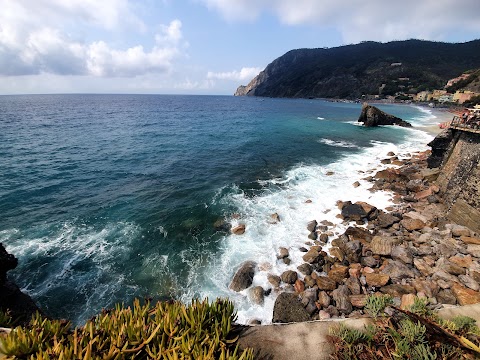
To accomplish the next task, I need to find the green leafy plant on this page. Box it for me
[364,294,393,318]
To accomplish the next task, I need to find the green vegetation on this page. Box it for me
[0,299,253,360]
[446,69,480,93]
[329,296,480,359]
[242,39,480,99]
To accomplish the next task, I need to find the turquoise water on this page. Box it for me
[0,95,436,324]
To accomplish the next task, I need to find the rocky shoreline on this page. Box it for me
[229,147,480,324]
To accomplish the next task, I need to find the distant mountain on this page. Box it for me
[235,39,480,99]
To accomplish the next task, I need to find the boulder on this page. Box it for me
[317,291,331,308]
[380,284,415,298]
[460,236,480,245]
[231,224,246,235]
[391,245,413,264]
[332,285,353,314]
[229,261,256,291]
[437,289,457,305]
[248,286,265,305]
[375,212,401,228]
[451,283,480,306]
[281,270,298,284]
[328,265,349,283]
[370,236,402,256]
[358,103,412,127]
[297,263,313,275]
[277,247,289,259]
[267,274,281,287]
[458,275,480,291]
[307,220,317,232]
[413,258,434,277]
[366,273,390,287]
[0,243,17,285]
[451,225,471,237]
[269,213,281,224]
[344,226,373,242]
[381,260,415,282]
[0,244,40,324]
[316,276,337,291]
[401,218,426,231]
[294,279,305,293]
[350,295,368,308]
[341,203,367,221]
[345,276,362,295]
[272,293,310,323]
[213,219,232,232]
[302,248,322,264]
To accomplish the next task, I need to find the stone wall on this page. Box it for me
[430,130,480,233]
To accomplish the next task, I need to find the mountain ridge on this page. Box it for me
[235,39,480,99]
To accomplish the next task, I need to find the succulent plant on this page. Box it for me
[0,298,253,359]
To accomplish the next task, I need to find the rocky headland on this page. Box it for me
[229,125,480,325]
[358,103,412,127]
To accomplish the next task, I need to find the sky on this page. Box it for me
[1,0,479,95]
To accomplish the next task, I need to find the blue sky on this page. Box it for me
[1,0,479,95]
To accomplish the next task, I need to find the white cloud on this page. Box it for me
[199,0,480,43]
[0,1,185,77]
[207,67,262,81]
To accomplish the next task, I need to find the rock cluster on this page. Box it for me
[228,149,480,324]
[0,243,40,324]
[358,103,412,127]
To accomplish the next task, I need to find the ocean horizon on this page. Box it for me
[0,94,442,324]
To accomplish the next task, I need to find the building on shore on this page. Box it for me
[453,90,478,104]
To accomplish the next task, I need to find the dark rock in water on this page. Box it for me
[0,243,40,324]
[358,103,412,127]
[0,243,17,284]
[297,263,313,275]
[248,286,265,305]
[213,219,232,232]
[307,220,317,232]
[272,293,310,323]
[229,261,257,291]
[341,203,367,221]
[281,270,298,284]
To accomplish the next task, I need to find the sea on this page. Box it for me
[0,95,441,325]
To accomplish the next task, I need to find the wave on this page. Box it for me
[317,117,325,120]
[318,138,357,148]
[1,221,142,323]
[185,130,438,324]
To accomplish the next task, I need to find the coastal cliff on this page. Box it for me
[0,244,40,324]
[235,39,480,99]
[428,129,480,233]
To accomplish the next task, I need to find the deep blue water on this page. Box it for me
[0,95,436,323]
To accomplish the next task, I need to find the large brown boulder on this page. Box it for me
[229,261,257,292]
[358,103,412,127]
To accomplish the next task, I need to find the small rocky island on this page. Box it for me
[358,103,412,127]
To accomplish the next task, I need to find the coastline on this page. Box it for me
[229,106,479,326]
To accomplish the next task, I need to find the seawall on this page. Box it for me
[428,128,480,234]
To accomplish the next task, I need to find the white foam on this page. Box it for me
[319,138,357,148]
[1,221,141,323]
[317,117,325,120]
